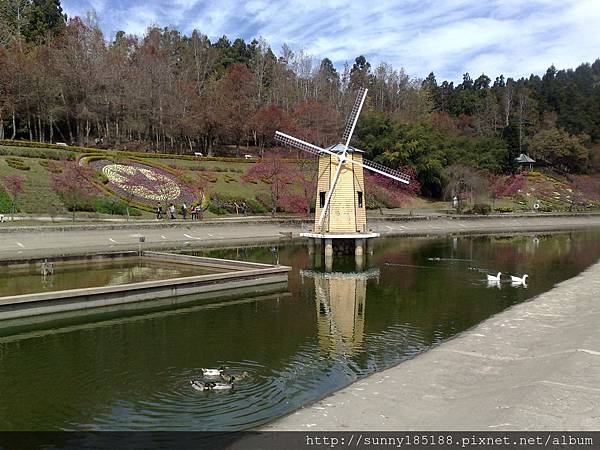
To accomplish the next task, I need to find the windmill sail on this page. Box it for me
[342,87,368,146]
[354,157,411,184]
[274,131,323,156]
[275,131,410,184]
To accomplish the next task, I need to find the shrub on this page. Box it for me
[207,201,228,215]
[93,197,142,216]
[246,198,267,214]
[92,171,109,184]
[255,192,272,210]
[208,193,260,214]
[39,159,62,173]
[471,203,491,215]
[5,157,30,170]
[0,188,12,213]
[495,206,514,213]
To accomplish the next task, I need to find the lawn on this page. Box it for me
[0,145,271,215]
[0,156,67,214]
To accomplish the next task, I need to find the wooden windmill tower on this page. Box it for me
[275,88,411,257]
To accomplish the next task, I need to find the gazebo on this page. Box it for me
[515,153,535,171]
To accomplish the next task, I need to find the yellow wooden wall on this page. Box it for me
[314,153,367,233]
[314,155,331,232]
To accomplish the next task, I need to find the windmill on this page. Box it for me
[275,88,411,258]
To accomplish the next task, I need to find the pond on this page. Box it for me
[0,259,224,296]
[0,230,599,430]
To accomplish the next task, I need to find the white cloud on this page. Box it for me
[60,0,600,82]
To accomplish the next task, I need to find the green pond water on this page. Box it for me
[0,230,600,430]
[0,259,221,296]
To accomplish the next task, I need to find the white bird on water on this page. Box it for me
[487,272,502,282]
[510,274,529,284]
[201,367,227,377]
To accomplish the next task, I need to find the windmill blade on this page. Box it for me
[341,87,368,147]
[347,156,411,184]
[275,131,324,156]
[276,131,346,162]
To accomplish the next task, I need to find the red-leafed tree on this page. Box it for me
[294,100,340,146]
[219,63,257,152]
[491,174,526,208]
[2,174,25,218]
[51,161,95,221]
[243,156,299,215]
[365,167,420,209]
[250,105,295,156]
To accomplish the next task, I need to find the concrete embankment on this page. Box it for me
[264,259,600,431]
[1,214,600,260]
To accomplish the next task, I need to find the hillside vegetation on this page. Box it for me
[1,142,599,219]
[2,1,600,217]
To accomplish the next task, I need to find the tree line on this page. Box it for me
[1,0,599,196]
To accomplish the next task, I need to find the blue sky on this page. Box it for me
[62,0,600,82]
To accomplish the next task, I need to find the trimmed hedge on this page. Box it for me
[5,157,30,170]
[39,159,62,173]
[0,140,279,163]
[0,145,77,160]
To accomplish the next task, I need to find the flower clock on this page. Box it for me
[99,162,184,203]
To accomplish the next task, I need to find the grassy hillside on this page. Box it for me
[2,142,600,217]
[0,143,275,216]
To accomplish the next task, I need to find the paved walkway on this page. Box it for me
[265,260,600,431]
[1,215,600,260]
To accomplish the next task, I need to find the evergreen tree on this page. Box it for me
[23,0,65,43]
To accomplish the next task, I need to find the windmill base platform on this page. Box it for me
[300,232,379,257]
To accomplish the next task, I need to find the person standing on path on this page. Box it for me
[169,203,176,219]
[156,203,163,220]
[181,203,188,220]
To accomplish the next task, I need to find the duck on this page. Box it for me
[220,371,250,383]
[486,272,502,282]
[201,366,227,377]
[510,274,529,284]
[190,379,234,391]
[210,381,235,390]
[190,380,212,391]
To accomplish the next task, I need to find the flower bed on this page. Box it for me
[88,159,195,205]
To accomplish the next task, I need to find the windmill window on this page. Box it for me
[357,191,363,208]
[319,191,326,208]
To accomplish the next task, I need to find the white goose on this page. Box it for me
[486,272,502,282]
[201,367,227,377]
[510,274,529,284]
